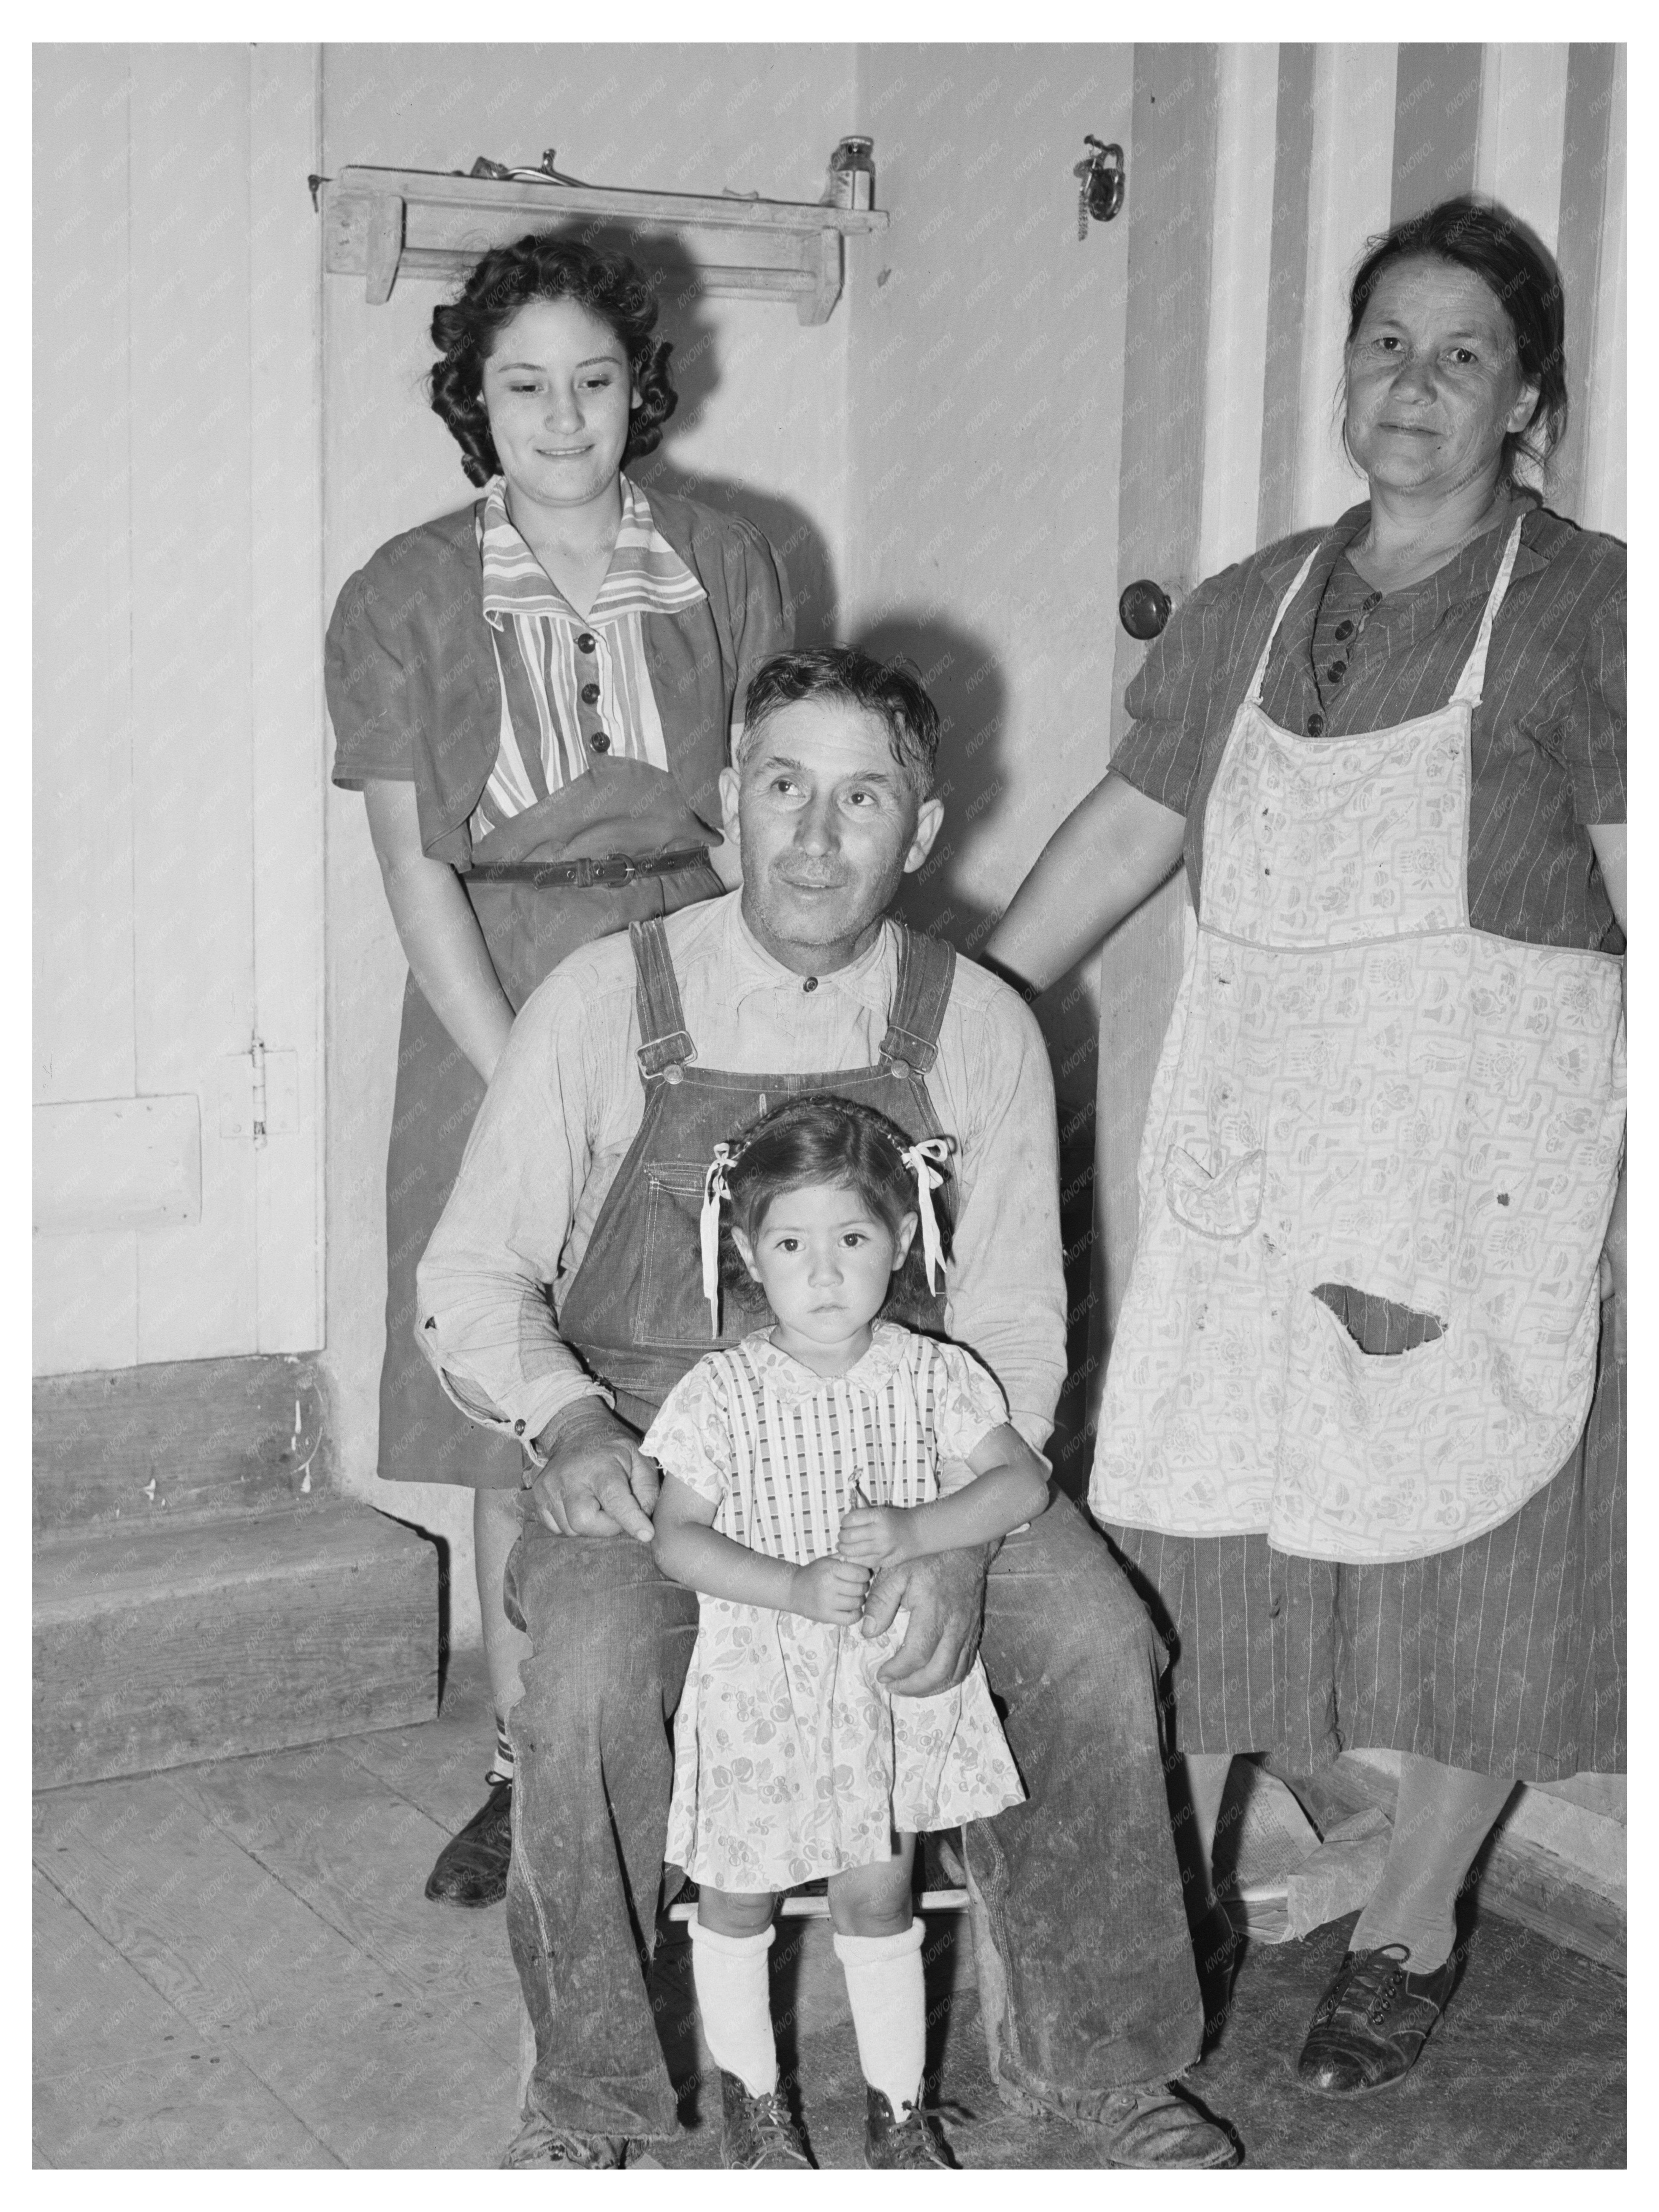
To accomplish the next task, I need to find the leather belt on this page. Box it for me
[466,846,712,890]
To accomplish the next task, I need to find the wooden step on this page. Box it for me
[33,1354,333,1536]
[33,1505,438,1791]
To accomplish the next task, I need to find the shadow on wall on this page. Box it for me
[609,234,840,644]
[853,611,1101,1498]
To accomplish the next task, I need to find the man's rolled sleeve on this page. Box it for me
[414,974,609,1448]
[939,973,1068,1451]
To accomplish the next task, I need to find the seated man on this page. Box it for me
[417,647,1237,2170]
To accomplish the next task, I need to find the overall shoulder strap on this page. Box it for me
[630,919,696,1080]
[880,923,957,1077]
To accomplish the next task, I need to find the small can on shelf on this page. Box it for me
[827,136,875,211]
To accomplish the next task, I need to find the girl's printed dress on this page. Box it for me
[642,1323,1027,1891]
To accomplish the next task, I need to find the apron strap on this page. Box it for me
[878,924,957,1077]
[1447,514,1527,709]
[630,917,696,1079]
[1244,541,1323,709]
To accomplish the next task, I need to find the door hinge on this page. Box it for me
[218,1039,299,1147]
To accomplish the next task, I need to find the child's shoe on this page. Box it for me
[863,2086,957,2169]
[719,2071,814,2169]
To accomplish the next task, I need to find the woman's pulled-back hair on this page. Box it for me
[429,232,677,486]
[1346,194,1568,483]
[720,1093,951,1315]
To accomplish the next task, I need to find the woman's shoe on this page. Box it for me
[424,1778,512,1907]
[1296,1943,1459,2096]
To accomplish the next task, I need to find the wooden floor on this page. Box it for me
[34,1651,522,2168]
[34,1649,1626,2170]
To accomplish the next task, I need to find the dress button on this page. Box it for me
[663,1064,685,1085]
[1326,659,1347,682]
[888,1058,912,1081]
[1306,712,1325,735]
[580,681,601,705]
[802,976,818,993]
[514,1420,525,1435]
[590,732,610,753]
[1363,592,1382,611]
[576,631,596,654]
[1334,619,1355,641]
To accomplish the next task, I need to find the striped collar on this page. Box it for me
[478,474,708,627]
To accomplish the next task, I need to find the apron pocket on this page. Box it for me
[1163,1144,1265,1240]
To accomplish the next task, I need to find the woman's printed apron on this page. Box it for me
[1091,520,1626,1564]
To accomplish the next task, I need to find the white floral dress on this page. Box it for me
[642,1324,1027,1891]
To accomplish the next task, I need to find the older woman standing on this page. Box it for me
[327,235,790,1908]
[988,197,1625,2095]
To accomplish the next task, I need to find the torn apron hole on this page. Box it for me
[1311,1284,1444,1356]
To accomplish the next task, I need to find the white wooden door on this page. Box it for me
[33,44,325,1374]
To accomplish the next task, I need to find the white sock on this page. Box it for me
[835,1921,926,2113]
[688,1912,777,2097]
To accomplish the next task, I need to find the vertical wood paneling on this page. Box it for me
[129,43,259,1364]
[1578,47,1625,539]
[1198,44,1278,577]
[1096,44,1219,1344]
[249,46,325,1351]
[1391,44,1483,221]
[33,48,141,1368]
[1475,44,1569,253]
[32,48,139,1110]
[1554,43,1622,531]
[1293,43,1396,530]
[1256,43,1317,545]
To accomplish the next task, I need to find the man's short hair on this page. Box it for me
[737,647,940,803]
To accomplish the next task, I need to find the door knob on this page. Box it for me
[1119,579,1172,639]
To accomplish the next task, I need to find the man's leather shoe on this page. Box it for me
[1090,2082,1242,2168]
[425,1777,512,1907]
[1296,1943,1459,2096]
[499,2111,626,2168]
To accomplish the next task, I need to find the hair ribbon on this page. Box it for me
[900,1135,953,1294]
[700,1142,737,1337]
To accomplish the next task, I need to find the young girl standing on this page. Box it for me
[646,1095,1051,2171]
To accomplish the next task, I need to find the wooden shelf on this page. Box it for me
[322,164,889,325]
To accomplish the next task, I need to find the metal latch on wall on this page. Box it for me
[217,1038,299,1148]
[1073,138,1126,236]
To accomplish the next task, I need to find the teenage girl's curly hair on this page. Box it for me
[428,233,677,486]
[719,1094,953,1317]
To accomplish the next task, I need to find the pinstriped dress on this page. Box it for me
[642,1325,1025,1891]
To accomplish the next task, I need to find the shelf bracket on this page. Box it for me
[363,192,406,305]
[797,228,843,327]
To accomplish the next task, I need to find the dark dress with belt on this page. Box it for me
[326,479,790,1488]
